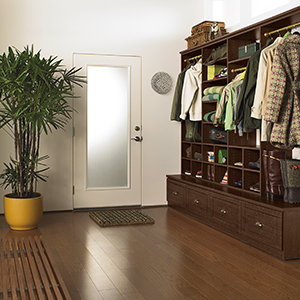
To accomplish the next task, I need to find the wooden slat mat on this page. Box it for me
[0,236,71,300]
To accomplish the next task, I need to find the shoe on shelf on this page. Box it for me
[249,158,260,170]
[195,170,202,178]
[220,171,228,184]
[194,152,202,161]
[207,165,212,181]
[186,146,192,158]
[185,170,191,175]
[250,183,260,193]
[234,178,242,188]
[213,68,227,79]
[234,162,243,167]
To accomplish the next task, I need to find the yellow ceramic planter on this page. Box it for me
[4,193,43,230]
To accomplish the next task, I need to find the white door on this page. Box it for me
[72,54,142,209]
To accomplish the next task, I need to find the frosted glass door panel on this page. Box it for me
[87,65,130,189]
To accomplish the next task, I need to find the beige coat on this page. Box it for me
[180,59,202,121]
[251,37,283,141]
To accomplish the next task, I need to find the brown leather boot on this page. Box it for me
[207,164,211,180]
[268,151,286,199]
[263,150,270,198]
[211,165,214,181]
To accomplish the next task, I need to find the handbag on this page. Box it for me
[204,43,227,66]
[218,149,227,164]
[280,159,300,203]
[209,126,227,144]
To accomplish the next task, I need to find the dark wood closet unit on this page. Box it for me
[167,6,300,260]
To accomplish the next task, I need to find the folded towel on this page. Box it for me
[202,93,221,101]
[203,86,224,95]
[203,111,216,122]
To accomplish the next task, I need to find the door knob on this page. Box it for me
[131,136,143,142]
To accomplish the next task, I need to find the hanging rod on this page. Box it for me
[231,66,247,73]
[264,21,300,37]
[184,54,202,62]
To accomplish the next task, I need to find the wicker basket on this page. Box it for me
[186,21,226,49]
[191,21,225,35]
[186,32,208,48]
[185,28,226,49]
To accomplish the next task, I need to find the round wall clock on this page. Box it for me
[151,72,172,94]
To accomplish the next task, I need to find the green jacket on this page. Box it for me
[234,39,274,129]
[225,79,243,131]
[170,65,190,121]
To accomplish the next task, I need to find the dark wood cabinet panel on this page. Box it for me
[186,188,210,222]
[167,180,186,211]
[241,204,282,251]
[211,195,240,235]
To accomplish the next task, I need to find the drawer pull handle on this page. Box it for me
[255,221,264,227]
[194,199,199,204]
[173,191,178,195]
[221,209,227,214]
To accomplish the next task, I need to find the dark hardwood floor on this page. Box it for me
[1,206,300,300]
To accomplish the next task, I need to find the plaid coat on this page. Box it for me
[264,34,300,149]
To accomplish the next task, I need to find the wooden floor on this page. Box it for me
[1,206,300,300]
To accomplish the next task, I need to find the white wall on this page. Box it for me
[0,0,203,212]
[204,0,299,32]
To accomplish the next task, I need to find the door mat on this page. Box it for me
[0,236,71,299]
[89,209,155,227]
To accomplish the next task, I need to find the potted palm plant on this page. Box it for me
[0,46,85,230]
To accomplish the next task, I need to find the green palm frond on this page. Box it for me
[0,45,86,197]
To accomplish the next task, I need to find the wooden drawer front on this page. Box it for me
[186,188,210,219]
[242,205,282,251]
[167,180,186,209]
[211,196,240,233]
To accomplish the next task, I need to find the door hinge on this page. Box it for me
[73,186,75,195]
[72,127,75,137]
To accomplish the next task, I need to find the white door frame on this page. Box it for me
[72,53,142,209]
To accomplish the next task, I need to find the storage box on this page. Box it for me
[186,21,226,49]
[238,43,259,59]
[185,33,205,49]
[191,21,225,35]
[207,65,226,80]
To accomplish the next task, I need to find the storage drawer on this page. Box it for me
[211,195,240,233]
[167,179,186,209]
[186,188,210,220]
[242,204,282,251]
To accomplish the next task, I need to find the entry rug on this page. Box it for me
[89,209,155,227]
